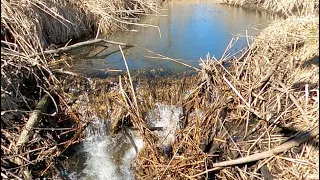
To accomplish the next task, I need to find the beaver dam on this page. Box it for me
[1,0,319,179]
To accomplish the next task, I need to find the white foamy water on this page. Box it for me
[74,118,139,180]
[81,137,121,180]
[148,103,183,147]
[69,103,183,180]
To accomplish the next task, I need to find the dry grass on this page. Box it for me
[1,0,319,179]
[1,0,162,179]
[215,0,319,16]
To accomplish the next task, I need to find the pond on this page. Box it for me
[68,0,277,78]
[63,1,278,179]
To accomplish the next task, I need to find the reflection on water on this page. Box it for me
[69,0,277,77]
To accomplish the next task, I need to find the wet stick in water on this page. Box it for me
[30,39,136,57]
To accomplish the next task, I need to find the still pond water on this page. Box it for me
[69,0,276,77]
[64,1,277,179]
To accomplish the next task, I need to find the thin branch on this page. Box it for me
[190,125,319,178]
[29,39,135,57]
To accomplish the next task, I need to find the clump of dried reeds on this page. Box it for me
[1,0,161,52]
[215,0,319,16]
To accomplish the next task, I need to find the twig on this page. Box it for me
[143,48,200,71]
[255,55,284,89]
[123,127,138,153]
[276,81,307,116]
[52,69,81,76]
[145,55,199,71]
[12,93,52,180]
[223,75,261,118]
[223,75,250,107]
[1,168,23,180]
[128,127,163,131]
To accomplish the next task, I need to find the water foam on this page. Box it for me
[72,103,183,180]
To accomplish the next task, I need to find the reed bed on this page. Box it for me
[1,0,161,179]
[1,0,319,179]
[215,0,319,16]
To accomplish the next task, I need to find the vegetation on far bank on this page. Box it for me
[215,0,318,17]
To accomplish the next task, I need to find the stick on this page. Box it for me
[256,55,284,89]
[276,81,307,116]
[13,94,52,179]
[213,125,319,167]
[223,75,250,108]
[143,48,200,71]
[52,69,81,76]
[16,94,51,148]
[29,39,135,57]
[123,127,138,153]
[223,75,262,118]
[119,45,138,109]
[128,126,163,131]
[191,125,319,178]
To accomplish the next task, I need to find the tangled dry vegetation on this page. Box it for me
[1,0,319,179]
[117,11,319,180]
[215,0,319,17]
[1,0,161,179]
[77,11,319,179]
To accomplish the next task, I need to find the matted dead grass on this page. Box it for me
[215,0,319,17]
[1,0,319,179]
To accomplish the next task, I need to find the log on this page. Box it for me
[30,39,136,57]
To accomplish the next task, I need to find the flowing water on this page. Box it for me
[64,1,278,179]
[66,104,183,180]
